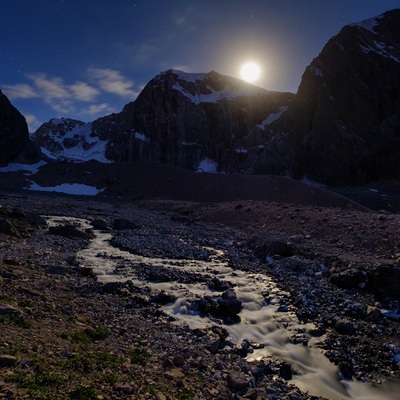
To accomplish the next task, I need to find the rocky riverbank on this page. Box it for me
[0,191,399,399]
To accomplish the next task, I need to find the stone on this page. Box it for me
[330,268,366,289]
[335,319,356,336]
[164,369,185,380]
[172,355,185,367]
[227,371,250,391]
[0,355,17,367]
[91,218,110,230]
[0,304,24,318]
[0,218,19,237]
[366,265,400,299]
[48,224,95,239]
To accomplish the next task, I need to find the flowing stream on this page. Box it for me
[48,216,400,400]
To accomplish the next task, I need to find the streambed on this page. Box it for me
[48,216,400,400]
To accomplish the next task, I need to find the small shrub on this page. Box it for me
[7,371,64,399]
[0,315,31,328]
[70,326,109,343]
[69,383,98,400]
[129,348,149,365]
[64,353,94,372]
[97,372,119,384]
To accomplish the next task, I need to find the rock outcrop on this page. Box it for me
[251,9,400,185]
[0,90,40,166]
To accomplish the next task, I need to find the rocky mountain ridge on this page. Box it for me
[250,9,400,185]
[3,9,400,187]
[31,70,294,172]
[0,90,40,166]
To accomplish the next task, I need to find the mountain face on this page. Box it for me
[32,70,294,172]
[251,9,400,185]
[0,90,40,166]
[30,9,400,186]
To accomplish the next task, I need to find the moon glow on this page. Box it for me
[240,62,261,82]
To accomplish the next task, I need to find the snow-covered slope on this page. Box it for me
[32,118,111,163]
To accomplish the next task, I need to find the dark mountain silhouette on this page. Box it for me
[8,9,400,187]
[0,90,40,166]
[249,8,400,186]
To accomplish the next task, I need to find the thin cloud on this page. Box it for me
[87,67,139,99]
[27,73,70,103]
[82,103,114,116]
[24,114,42,133]
[2,83,38,100]
[69,81,100,102]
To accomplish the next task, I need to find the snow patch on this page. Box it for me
[134,132,150,141]
[26,181,103,196]
[350,16,379,33]
[258,106,288,128]
[196,158,218,173]
[173,81,267,105]
[360,41,400,63]
[0,160,47,175]
[309,66,323,78]
[166,69,207,83]
[41,122,113,163]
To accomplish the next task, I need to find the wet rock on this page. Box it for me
[151,290,175,305]
[197,289,242,322]
[91,218,110,230]
[218,289,243,316]
[278,362,293,380]
[335,319,356,336]
[207,276,232,291]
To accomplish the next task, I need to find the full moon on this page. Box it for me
[240,62,261,83]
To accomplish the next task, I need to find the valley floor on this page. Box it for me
[0,190,399,399]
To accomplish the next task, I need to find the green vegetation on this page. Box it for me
[69,383,99,400]
[0,315,32,328]
[70,326,109,343]
[7,371,64,400]
[129,347,149,365]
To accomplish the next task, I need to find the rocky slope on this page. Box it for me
[31,70,294,171]
[0,191,399,399]
[0,90,40,166]
[250,9,400,186]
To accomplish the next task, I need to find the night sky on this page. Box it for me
[1,0,399,131]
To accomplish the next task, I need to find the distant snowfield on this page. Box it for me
[196,158,218,173]
[26,181,104,196]
[0,160,47,175]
